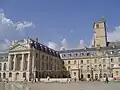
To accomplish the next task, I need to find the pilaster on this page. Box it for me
[13,54,16,70]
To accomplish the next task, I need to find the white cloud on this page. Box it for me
[47,38,68,51]
[61,38,68,49]
[0,39,11,51]
[48,42,59,50]
[16,21,34,31]
[48,26,120,51]
[0,9,34,51]
[77,39,85,49]
[107,25,120,42]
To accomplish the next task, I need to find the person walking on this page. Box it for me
[105,76,109,84]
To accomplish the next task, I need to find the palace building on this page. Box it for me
[0,18,120,82]
[59,18,120,81]
[0,38,64,81]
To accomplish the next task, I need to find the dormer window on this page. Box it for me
[75,53,78,56]
[62,54,66,57]
[81,53,84,56]
[68,53,72,57]
[110,51,114,54]
[87,53,90,56]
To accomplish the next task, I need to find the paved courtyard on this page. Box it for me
[27,82,120,90]
[0,82,120,90]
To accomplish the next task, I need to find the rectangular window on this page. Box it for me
[103,65,106,70]
[42,55,44,60]
[116,71,119,75]
[81,66,83,70]
[111,58,113,62]
[111,64,114,68]
[74,72,76,76]
[68,61,70,64]
[36,53,38,58]
[74,60,76,64]
[118,58,120,62]
[103,59,105,63]
[68,66,71,70]
[94,65,97,70]
[68,54,72,57]
[94,59,97,63]
[81,60,83,64]
[87,65,90,71]
[87,60,89,64]
[96,24,99,28]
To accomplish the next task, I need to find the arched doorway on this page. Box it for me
[87,74,90,78]
[81,74,84,79]
[0,73,1,78]
[95,74,98,80]
[3,73,6,79]
[16,73,19,81]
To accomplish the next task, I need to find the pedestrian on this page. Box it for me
[105,76,109,84]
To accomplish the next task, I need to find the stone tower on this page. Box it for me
[93,18,107,47]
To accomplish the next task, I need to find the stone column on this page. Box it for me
[21,54,24,71]
[13,54,16,70]
[8,54,11,70]
[27,53,30,71]
[32,51,35,71]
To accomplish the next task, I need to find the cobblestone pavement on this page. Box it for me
[27,82,120,90]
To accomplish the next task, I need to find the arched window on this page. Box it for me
[3,73,6,79]
[0,63,2,71]
[81,60,83,64]
[81,74,84,78]
[68,61,70,64]
[74,60,76,64]
[87,74,90,78]
[3,63,6,71]
[104,73,106,78]
[23,72,26,78]
[9,72,12,77]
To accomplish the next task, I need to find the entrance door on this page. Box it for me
[95,74,98,80]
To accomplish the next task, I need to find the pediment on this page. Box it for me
[9,44,28,51]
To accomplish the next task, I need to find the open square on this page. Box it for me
[27,82,120,90]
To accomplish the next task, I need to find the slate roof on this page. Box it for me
[59,41,120,54]
[29,38,60,58]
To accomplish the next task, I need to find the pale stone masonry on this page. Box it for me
[1,18,120,82]
[0,38,64,81]
[59,18,120,81]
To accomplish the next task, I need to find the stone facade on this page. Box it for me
[59,18,120,81]
[94,18,107,47]
[0,38,64,81]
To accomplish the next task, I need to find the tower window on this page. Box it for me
[96,24,99,28]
